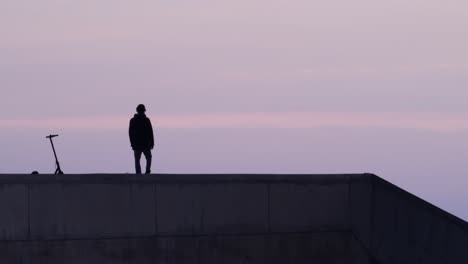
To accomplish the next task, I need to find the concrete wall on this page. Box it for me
[0,173,466,263]
[0,233,367,264]
[0,174,367,264]
[0,174,351,240]
[350,174,468,264]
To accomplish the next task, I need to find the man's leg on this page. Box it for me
[143,149,152,174]
[134,150,143,174]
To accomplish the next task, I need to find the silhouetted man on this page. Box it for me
[129,104,154,174]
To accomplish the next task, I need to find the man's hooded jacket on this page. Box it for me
[129,113,154,150]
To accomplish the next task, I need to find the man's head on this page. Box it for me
[136,104,146,114]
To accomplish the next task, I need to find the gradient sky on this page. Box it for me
[1,1,468,220]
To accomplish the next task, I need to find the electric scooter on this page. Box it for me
[46,134,64,174]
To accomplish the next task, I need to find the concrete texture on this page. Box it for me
[351,175,468,264]
[349,175,373,252]
[0,184,28,240]
[155,184,269,235]
[0,173,465,263]
[269,182,349,232]
[29,183,156,239]
[0,233,367,264]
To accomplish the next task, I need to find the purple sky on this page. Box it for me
[1,1,468,220]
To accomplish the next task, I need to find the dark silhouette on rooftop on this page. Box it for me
[129,104,154,174]
[46,134,64,174]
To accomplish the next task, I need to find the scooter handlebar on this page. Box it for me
[46,134,59,139]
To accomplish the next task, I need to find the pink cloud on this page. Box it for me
[295,64,468,79]
[1,112,467,132]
